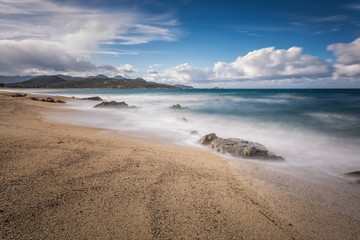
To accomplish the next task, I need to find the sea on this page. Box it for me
[17,88,360,187]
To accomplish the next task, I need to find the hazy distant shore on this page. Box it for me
[1,90,360,239]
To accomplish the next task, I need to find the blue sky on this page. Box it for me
[0,0,360,87]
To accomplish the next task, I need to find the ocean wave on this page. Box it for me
[271,93,311,101]
[306,112,357,122]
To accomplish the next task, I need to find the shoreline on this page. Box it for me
[1,91,360,239]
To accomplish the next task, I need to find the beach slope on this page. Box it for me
[0,91,340,239]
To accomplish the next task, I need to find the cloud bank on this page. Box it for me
[0,0,178,75]
[328,38,360,77]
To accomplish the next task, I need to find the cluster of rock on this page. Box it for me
[11,93,27,97]
[170,104,188,110]
[199,133,283,160]
[80,96,103,101]
[30,97,65,103]
[94,101,136,109]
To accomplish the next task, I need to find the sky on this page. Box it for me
[0,0,360,88]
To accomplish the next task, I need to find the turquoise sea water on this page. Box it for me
[19,88,360,182]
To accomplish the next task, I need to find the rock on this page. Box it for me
[81,96,103,101]
[170,104,188,109]
[30,97,39,101]
[56,100,66,103]
[190,131,199,135]
[178,117,188,122]
[11,93,27,97]
[44,97,55,102]
[199,133,283,160]
[344,171,360,177]
[343,171,360,184]
[94,101,136,109]
[199,133,218,145]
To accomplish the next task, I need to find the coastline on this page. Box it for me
[1,90,359,239]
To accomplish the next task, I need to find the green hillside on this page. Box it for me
[5,76,181,89]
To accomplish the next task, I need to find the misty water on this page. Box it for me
[22,88,360,189]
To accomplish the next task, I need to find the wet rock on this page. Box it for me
[344,171,360,184]
[81,96,103,101]
[30,97,39,101]
[170,104,188,109]
[94,101,136,109]
[11,93,27,97]
[199,133,283,160]
[344,171,360,177]
[190,131,199,135]
[44,97,55,102]
[178,117,188,122]
[199,133,217,145]
[56,100,66,103]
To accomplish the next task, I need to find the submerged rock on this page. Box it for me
[94,101,136,109]
[81,96,103,101]
[199,133,283,160]
[170,104,188,109]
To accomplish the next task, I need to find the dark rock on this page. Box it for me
[30,97,39,101]
[56,100,66,103]
[81,96,103,101]
[45,97,55,102]
[344,171,360,177]
[11,93,27,97]
[94,101,136,109]
[170,104,188,109]
[199,133,283,160]
[343,171,360,184]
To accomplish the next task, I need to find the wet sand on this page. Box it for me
[0,91,359,239]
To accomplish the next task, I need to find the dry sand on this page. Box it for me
[0,91,359,239]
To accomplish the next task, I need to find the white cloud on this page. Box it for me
[145,63,211,84]
[213,47,332,80]
[144,46,335,87]
[328,38,360,77]
[0,0,179,75]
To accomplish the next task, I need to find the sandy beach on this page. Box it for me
[1,91,359,240]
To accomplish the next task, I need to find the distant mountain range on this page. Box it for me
[1,75,189,89]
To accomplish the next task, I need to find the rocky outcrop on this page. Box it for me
[94,101,136,109]
[36,97,65,103]
[41,97,55,102]
[170,104,188,109]
[81,96,103,101]
[199,133,283,160]
[11,93,27,97]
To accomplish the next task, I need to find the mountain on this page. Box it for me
[113,75,126,79]
[0,75,34,84]
[5,76,181,89]
[6,75,66,88]
[174,84,194,89]
[88,74,108,79]
[56,74,79,81]
[135,78,147,83]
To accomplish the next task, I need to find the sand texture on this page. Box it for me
[0,91,359,239]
